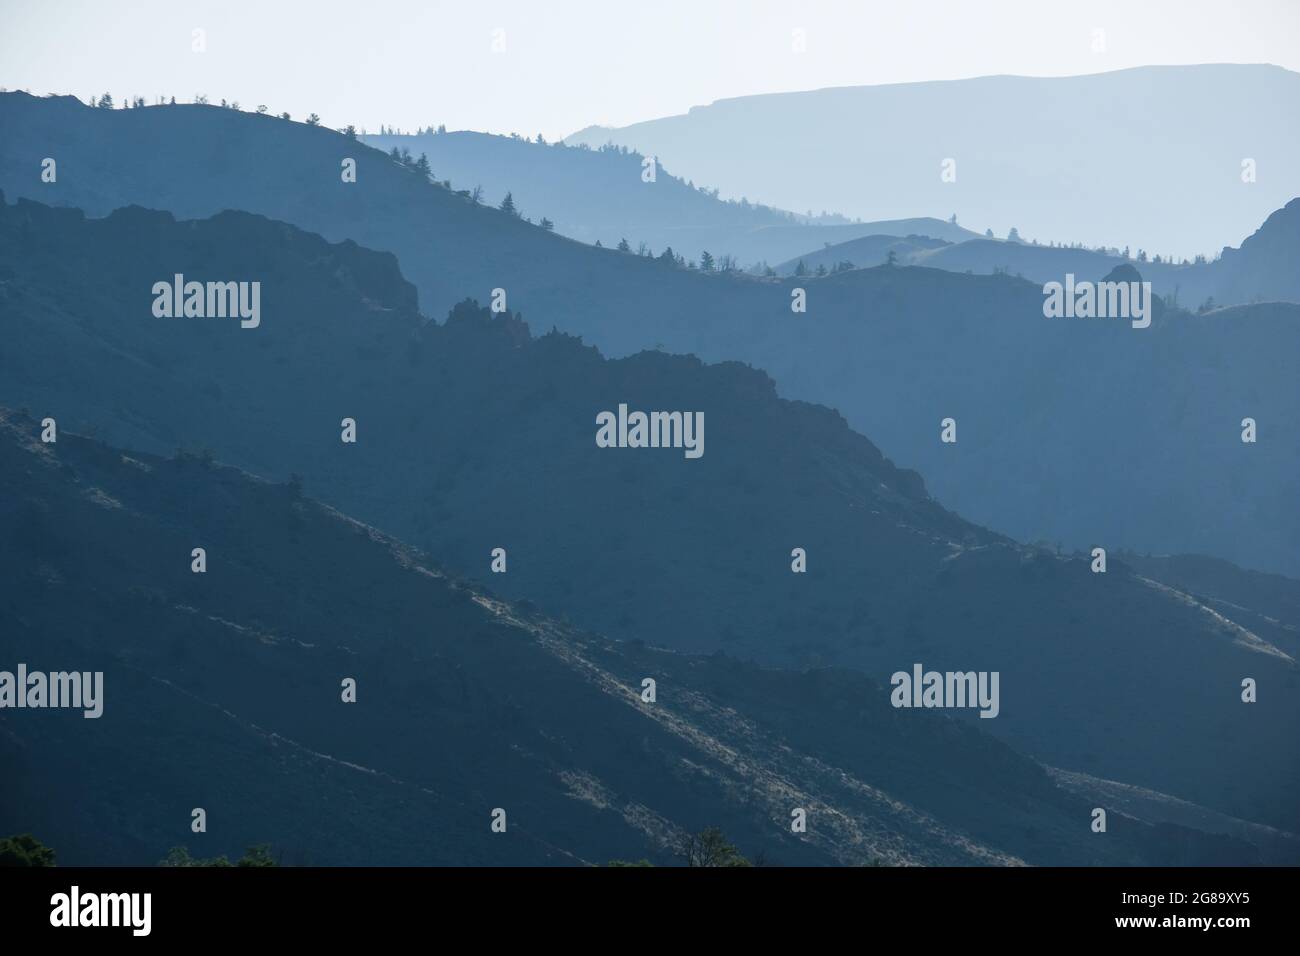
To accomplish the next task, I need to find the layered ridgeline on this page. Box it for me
[1,92,1296,576]
[1,198,1297,843]
[565,65,1300,263]
[777,197,1300,308]
[360,128,978,266]
[10,409,1206,868]
[362,127,1300,306]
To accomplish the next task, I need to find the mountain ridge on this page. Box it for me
[562,63,1300,260]
[2,195,1296,837]
[4,92,1295,576]
[8,406,1261,866]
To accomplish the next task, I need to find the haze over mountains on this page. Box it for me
[1,55,1297,870]
[852,198,1300,307]
[2,92,1296,577]
[2,196,1297,852]
[565,64,1300,261]
[360,127,979,266]
[365,121,1300,306]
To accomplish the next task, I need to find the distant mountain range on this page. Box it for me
[2,92,1296,577]
[774,234,951,275]
[799,197,1300,308]
[2,196,1297,847]
[564,64,1300,261]
[366,123,1300,306]
[359,128,979,265]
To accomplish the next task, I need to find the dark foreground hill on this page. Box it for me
[1,197,1296,837]
[7,409,1269,866]
[2,92,1295,576]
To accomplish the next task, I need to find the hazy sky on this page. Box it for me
[3,0,1298,140]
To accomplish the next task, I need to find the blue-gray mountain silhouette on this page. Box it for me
[564,65,1300,261]
[786,197,1300,307]
[2,197,1296,843]
[360,130,982,265]
[1,93,1295,576]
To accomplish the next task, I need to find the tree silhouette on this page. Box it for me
[500,192,518,216]
[159,844,279,867]
[0,833,55,867]
[676,828,750,867]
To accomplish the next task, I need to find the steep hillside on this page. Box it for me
[5,409,1255,867]
[1,198,1296,835]
[1118,552,1300,660]
[2,94,1296,575]
[1212,197,1300,304]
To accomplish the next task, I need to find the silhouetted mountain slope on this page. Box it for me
[361,130,974,266]
[564,65,1300,260]
[738,217,976,266]
[1046,768,1300,867]
[6,409,1254,867]
[1119,552,1300,660]
[774,234,950,275]
[1,199,1296,836]
[803,197,1300,308]
[1,94,1296,575]
[1212,197,1300,305]
[910,237,1178,288]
